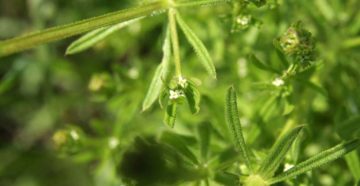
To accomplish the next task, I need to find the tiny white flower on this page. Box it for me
[203,163,208,168]
[88,75,104,91]
[169,89,184,100]
[70,130,79,141]
[237,58,248,78]
[239,164,250,175]
[272,78,285,87]
[109,137,119,149]
[284,163,294,171]
[236,15,251,26]
[128,67,139,79]
[240,117,250,127]
[178,76,188,88]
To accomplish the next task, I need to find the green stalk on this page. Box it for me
[168,7,182,77]
[175,0,231,7]
[0,1,167,57]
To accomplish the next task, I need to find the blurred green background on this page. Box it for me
[0,0,360,185]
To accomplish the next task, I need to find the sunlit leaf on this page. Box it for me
[0,2,167,57]
[184,82,201,114]
[176,13,217,79]
[345,151,360,181]
[142,28,172,111]
[257,125,304,179]
[270,139,360,184]
[66,17,143,55]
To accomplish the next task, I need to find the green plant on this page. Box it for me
[225,86,360,185]
[1,0,360,186]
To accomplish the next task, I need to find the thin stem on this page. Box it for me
[175,0,231,8]
[0,1,167,57]
[168,7,182,77]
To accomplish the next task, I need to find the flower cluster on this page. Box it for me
[277,21,316,66]
[167,76,188,102]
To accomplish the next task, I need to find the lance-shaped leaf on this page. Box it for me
[345,151,360,181]
[225,86,253,170]
[160,131,199,165]
[159,89,170,109]
[248,53,281,74]
[66,17,144,55]
[270,139,360,184]
[164,103,177,128]
[257,125,304,179]
[184,82,201,114]
[142,28,171,111]
[198,122,211,161]
[176,14,217,79]
[0,1,167,57]
[336,115,360,140]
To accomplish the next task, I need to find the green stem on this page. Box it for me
[168,7,182,77]
[342,37,360,49]
[0,1,167,57]
[0,0,234,57]
[175,0,231,8]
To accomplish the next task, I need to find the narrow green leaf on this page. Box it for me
[336,115,360,140]
[297,80,328,97]
[159,89,170,109]
[225,86,253,171]
[66,17,143,55]
[345,151,360,181]
[248,53,281,74]
[142,28,171,111]
[175,0,231,8]
[176,14,217,79]
[257,125,304,179]
[0,1,167,57]
[184,82,201,114]
[160,131,199,165]
[198,122,211,161]
[290,131,303,163]
[164,103,177,128]
[214,171,239,186]
[270,139,360,184]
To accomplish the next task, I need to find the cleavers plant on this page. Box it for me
[225,86,360,185]
[0,0,359,186]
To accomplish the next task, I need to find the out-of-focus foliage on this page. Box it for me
[0,0,360,186]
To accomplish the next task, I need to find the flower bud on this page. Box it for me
[52,126,83,155]
[277,21,316,66]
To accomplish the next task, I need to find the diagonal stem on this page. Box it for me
[175,0,231,8]
[0,1,167,57]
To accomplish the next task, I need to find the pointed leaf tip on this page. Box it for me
[66,17,143,55]
[176,13,217,79]
[270,138,360,184]
[142,27,171,111]
[258,125,304,178]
